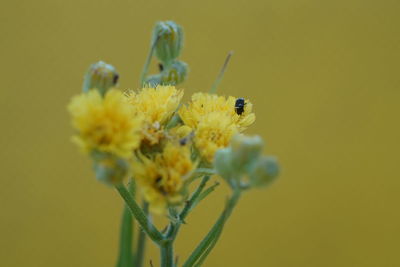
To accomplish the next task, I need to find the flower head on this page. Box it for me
[127,85,183,125]
[178,92,255,162]
[179,92,255,132]
[127,85,183,145]
[194,112,238,162]
[68,89,142,158]
[132,142,195,213]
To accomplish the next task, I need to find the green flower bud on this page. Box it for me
[93,156,129,185]
[214,147,234,182]
[230,134,264,174]
[82,61,119,95]
[160,60,188,85]
[152,21,183,65]
[145,61,188,86]
[214,135,278,190]
[144,73,163,87]
[250,156,279,187]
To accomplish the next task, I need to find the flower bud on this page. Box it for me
[82,61,119,95]
[230,134,264,174]
[214,147,234,182]
[93,156,129,185]
[145,61,188,86]
[144,74,163,87]
[250,156,279,187]
[160,60,188,85]
[152,21,183,65]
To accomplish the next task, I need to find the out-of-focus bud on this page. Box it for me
[214,147,234,182]
[93,156,129,185]
[230,134,264,174]
[152,21,183,65]
[249,156,279,187]
[144,74,162,87]
[82,61,119,95]
[145,61,188,86]
[160,60,188,85]
[214,134,278,190]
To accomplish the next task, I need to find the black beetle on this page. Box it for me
[235,98,246,115]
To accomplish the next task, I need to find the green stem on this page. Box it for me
[115,184,164,245]
[159,176,211,267]
[116,205,134,267]
[209,51,233,94]
[135,201,149,267]
[140,35,160,86]
[168,176,210,241]
[116,180,135,267]
[160,241,174,267]
[193,168,216,175]
[182,189,241,267]
[179,176,210,223]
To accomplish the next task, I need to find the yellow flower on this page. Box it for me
[194,112,238,162]
[179,92,255,132]
[127,85,183,145]
[127,85,183,125]
[132,142,195,214]
[178,92,255,161]
[68,89,142,158]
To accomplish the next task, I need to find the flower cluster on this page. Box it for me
[68,21,277,215]
[68,20,280,267]
[68,80,258,212]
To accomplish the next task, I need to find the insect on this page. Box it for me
[235,98,246,115]
[158,63,164,72]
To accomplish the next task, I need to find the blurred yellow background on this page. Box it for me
[1,0,399,266]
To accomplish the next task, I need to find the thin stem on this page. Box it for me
[182,189,241,267]
[193,168,216,175]
[116,205,134,267]
[140,35,160,86]
[196,182,220,204]
[195,190,241,266]
[179,176,210,222]
[160,241,174,267]
[135,201,149,267]
[168,176,210,241]
[116,180,135,267]
[115,184,164,245]
[209,51,234,94]
[159,176,211,267]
